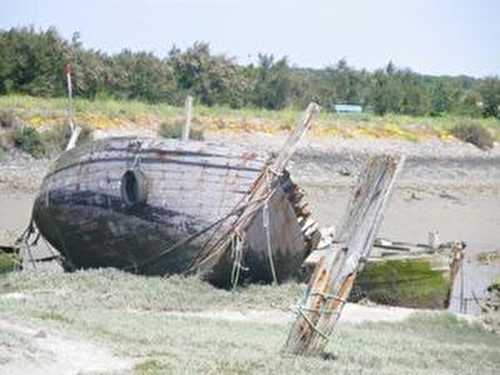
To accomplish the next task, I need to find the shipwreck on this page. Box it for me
[30,104,322,287]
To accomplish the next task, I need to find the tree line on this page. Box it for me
[1,26,499,118]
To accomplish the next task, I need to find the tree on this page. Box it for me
[324,59,365,107]
[430,80,454,115]
[168,42,241,106]
[478,77,500,118]
[251,54,292,110]
[370,69,402,115]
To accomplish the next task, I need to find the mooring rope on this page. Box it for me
[263,169,279,285]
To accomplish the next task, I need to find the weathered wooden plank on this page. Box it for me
[283,154,405,356]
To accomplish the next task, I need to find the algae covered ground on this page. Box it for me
[0,269,499,375]
[351,258,451,309]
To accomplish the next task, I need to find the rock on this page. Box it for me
[338,166,351,176]
[34,330,47,339]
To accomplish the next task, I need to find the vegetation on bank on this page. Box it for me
[1,94,499,144]
[0,269,499,374]
[0,106,93,158]
[1,26,500,119]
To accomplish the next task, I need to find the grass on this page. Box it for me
[1,94,499,142]
[158,119,205,140]
[0,110,93,158]
[477,250,500,265]
[0,269,499,374]
[9,126,46,158]
[451,120,495,150]
[0,253,20,274]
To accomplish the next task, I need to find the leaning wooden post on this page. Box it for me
[187,103,320,281]
[64,63,81,151]
[445,241,466,308]
[182,95,193,141]
[283,154,405,356]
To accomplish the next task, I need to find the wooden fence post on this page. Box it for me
[182,95,193,141]
[64,64,81,151]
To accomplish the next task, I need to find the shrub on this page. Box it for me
[11,126,46,158]
[158,118,204,141]
[451,121,494,150]
[42,123,93,155]
[0,110,18,129]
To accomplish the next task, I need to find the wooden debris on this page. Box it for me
[283,154,405,356]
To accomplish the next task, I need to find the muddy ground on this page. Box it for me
[0,132,499,314]
[1,131,500,374]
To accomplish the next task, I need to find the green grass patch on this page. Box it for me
[0,269,303,312]
[10,126,46,158]
[35,311,74,324]
[134,360,165,375]
[0,253,20,274]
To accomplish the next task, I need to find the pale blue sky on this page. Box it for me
[1,0,499,77]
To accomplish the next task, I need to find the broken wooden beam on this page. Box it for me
[283,154,405,356]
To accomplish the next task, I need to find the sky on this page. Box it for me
[1,0,499,77]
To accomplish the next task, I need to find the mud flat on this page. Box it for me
[1,134,499,313]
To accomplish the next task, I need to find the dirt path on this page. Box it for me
[0,317,134,375]
[160,303,423,326]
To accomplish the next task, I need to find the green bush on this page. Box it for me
[42,123,93,155]
[0,110,18,153]
[11,126,46,158]
[0,252,20,274]
[158,119,204,141]
[0,110,18,129]
[451,121,494,150]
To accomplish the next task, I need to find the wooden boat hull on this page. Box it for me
[33,137,312,285]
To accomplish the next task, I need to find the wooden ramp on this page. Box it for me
[283,154,405,356]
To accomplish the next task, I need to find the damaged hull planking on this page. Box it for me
[32,137,316,286]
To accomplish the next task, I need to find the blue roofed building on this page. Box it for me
[334,104,363,113]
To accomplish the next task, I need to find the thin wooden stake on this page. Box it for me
[283,154,405,356]
[64,64,81,151]
[182,95,193,141]
[65,66,75,133]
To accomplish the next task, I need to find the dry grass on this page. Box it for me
[158,118,205,141]
[1,95,499,142]
[0,269,499,374]
[451,121,495,150]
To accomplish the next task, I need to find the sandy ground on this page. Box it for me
[0,317,134,375]
[161,303,418,326]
